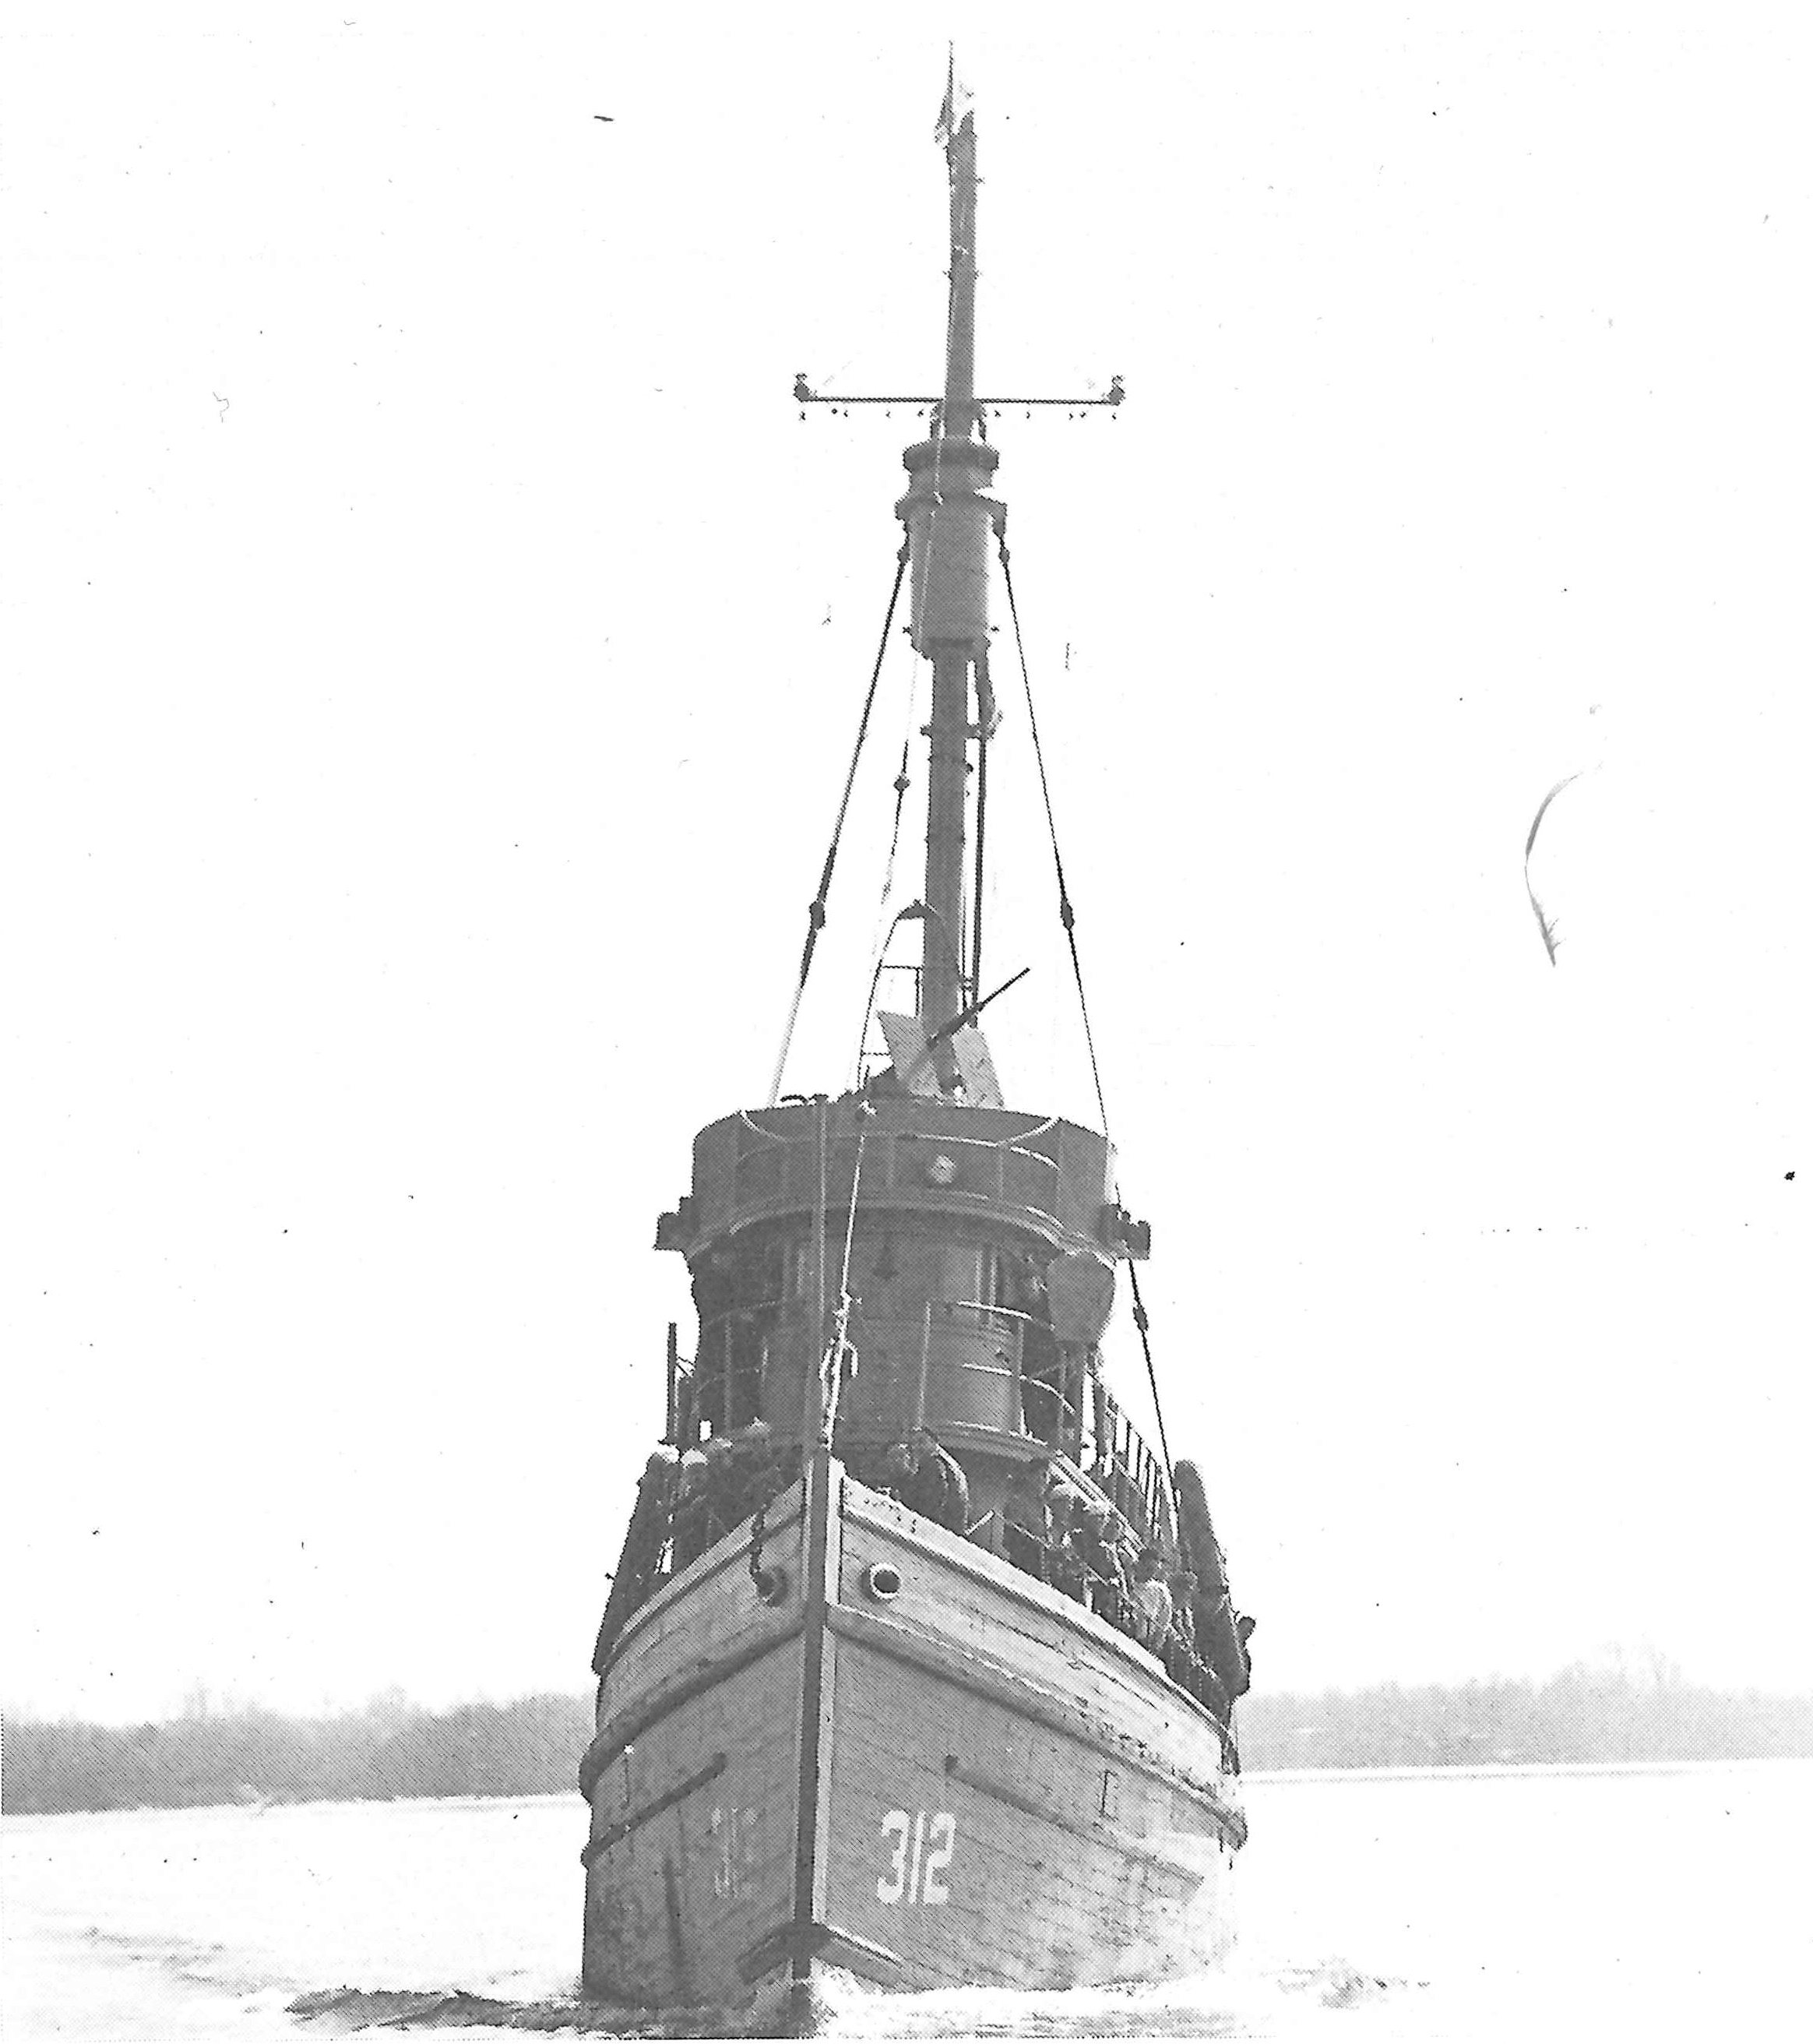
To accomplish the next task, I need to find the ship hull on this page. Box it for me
[580,1456,1242,2024]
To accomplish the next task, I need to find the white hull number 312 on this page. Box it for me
[877,1809,956,1905]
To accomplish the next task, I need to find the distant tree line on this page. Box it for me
[1,1692,592,1816]
[9,1663,1813,1814]
[1238,1660,1813,1771]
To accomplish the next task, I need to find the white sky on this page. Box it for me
[3,5,1807,1725]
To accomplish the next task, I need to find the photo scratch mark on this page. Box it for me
[1524,772,1581,967]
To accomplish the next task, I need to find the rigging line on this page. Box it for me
[854,785,911,1090]
[767,539,913,1108]
[848,558,929,1092]
[821,1113,871,1442]
[1125,1262,1174,1496]
[879,733,916,906]
[996,530,1178,1502]
[864,636,924,975]
[970,696,988,1002]
[995,532,1111,1140]
[850,903,920,1091]
[850,552,929,1094]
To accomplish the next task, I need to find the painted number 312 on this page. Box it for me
[877,1809,956,1905]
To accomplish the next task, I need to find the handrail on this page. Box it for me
[928,1298,1085,1451]
[686,1299,1174,1549]
[986,1522,1231,1731]
[935,1297,1039,1334]
[889,1129,1060,1166]
[738,1113,1063,1162]
[730,1121,1068,1235]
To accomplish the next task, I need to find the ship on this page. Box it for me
[579,79,1253,2032]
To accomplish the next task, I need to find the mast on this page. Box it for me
[896,94,1001,1073]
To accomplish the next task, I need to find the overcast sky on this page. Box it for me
[4,5,1807,1725]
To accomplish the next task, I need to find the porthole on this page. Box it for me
[863,1563,903,1602]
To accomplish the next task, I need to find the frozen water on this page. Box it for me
[5,1762,1808,2039]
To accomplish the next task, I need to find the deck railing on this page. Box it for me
[730,1123,1067,1237]
[660,1315,1212,1728]
[679,1299,1173,1550]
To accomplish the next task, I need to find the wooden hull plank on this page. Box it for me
[582,1630,804,2007]
[580,1457,1240,2012]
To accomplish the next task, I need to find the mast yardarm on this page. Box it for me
[894,107,1002,1059]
